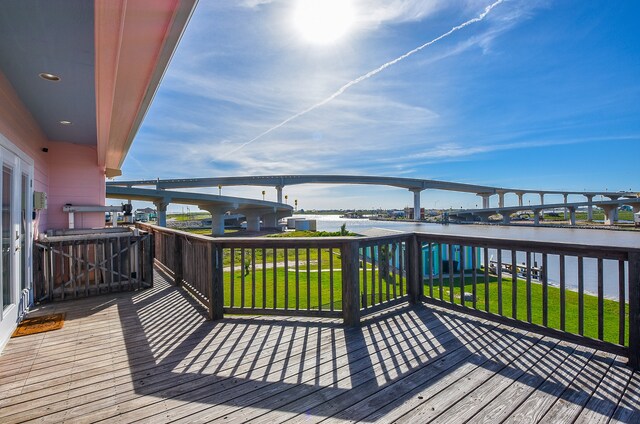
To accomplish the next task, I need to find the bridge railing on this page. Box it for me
[136,223,640,369]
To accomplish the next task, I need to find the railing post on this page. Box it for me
[144,233,154,288]
[629,251,640,370]
[208,242,224,320]
[173,234,183,286]
[407,235,422,304]
[341,240,360,326]
[33,242,42,301]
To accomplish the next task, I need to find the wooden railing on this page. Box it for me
[415,233,640,369]
[138,224,419,324]
[34,229,154,301]
[137,223,640,369]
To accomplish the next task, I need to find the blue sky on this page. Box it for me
[118,0,640,211]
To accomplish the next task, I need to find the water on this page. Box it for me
[297,214,639,299]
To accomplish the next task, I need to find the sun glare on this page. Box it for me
[293,0,355,45]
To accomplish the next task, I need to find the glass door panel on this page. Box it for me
[2,164,12,310]
[20,173,27,291]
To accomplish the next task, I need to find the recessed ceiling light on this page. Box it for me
[39,72,61,82]
[59,120,72,125]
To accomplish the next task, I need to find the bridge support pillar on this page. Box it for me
[410,188,422,220]
[501,213,511,224]
[276,186,283,204]
[516,192,524,207]
[153,200,169,227]
[200,207,227,236]
[601,204,618,226]
[262,213,278,229]
[244,212,261,232]
[539,193,545,205]
[563,193,569,220]
[533,209,541,226]
[607,196,620,221]
[478,193,491,209]
[498,191,505,208]
[585,195,594,221]
[210,214,225,236]
[569,207,576,226]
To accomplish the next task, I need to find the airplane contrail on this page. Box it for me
[223,0,504,157]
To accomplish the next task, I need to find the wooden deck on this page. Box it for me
[1,270,639,423]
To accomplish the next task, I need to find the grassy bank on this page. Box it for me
[427,274,625,345]
[223,267,402,311]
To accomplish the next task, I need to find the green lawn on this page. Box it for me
[223,265,405,311]
[220,264,626,345]
[425,274,626,345]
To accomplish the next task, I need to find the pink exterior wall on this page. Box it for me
[0,71,107,235]
[47,142,106,230]
[0,71,50,233]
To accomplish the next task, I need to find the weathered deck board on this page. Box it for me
[0,269,637,424]
[460,341,578,423]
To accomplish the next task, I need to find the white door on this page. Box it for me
[0,145,33,350]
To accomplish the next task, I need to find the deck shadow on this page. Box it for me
[103,272,640,422]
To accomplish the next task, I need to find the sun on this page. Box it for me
[293,0,355,45]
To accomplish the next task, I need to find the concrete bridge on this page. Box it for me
[449,198,640,226]
[106,185,293,235]
[108,175,637,219]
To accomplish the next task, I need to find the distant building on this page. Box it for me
[404,207,425,220]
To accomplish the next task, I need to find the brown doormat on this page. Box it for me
[11,313,65,337]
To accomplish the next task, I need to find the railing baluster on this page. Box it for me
[619,260,626,346]
[399,241,405,297]
[378,244,383,304]
[230,247,235,308]
[448,244,454,303]
[578,256,584,336]
[241,248,246,308]
[318,248,322,311]
[497,249,503,315]
[126,236,132,291]
[385,243,391,302]
[560,254,566,331]
[251,248,256,309]
[262,248,267,309]
[598,258,604,340]
[108,239,114,294]
[472,245,477,309]
[428,242,434,298]
[542,253,548,327]
[284,247,289,310]
[272,247,277,309]
[526,251,532,323]
[512,250,518,319]
[371,246,376,304]
[330,247,335,311]
[306,247,311,310]
[84,240,90,296]
[439,243,444,301]
[460,244,466,307]
[295,248,300,310]
[362,246,368,308]
[392,243,397,300]
[116,238,122,292]
[483,246,489,312]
